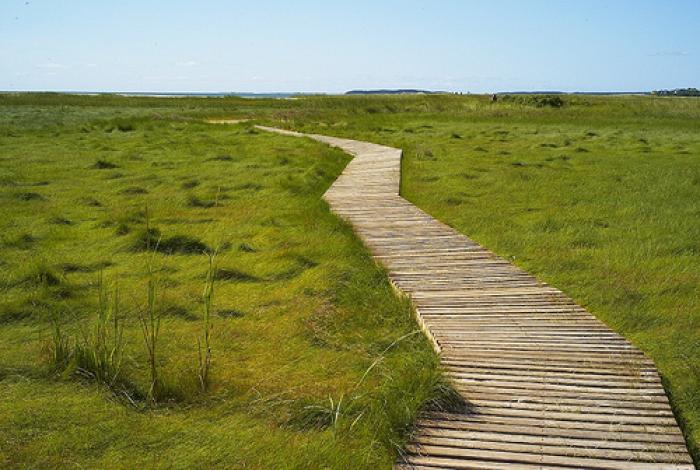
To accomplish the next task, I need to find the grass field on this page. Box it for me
[1,93,699,466]
[0,99,445,468]
[263,93,700,462]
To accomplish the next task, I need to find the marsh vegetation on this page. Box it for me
[0,97,443,468]
[1,92,699,465]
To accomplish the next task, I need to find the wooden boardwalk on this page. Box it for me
[257,126,694,469]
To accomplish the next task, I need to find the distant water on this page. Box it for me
[0,91,322,99]
[106,92,318,99]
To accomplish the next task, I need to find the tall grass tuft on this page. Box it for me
[47,273,126,390]
[48,318,72,374]
[138,203,162,405]
[74,272,125,386]
[139,273,161,405]
[197,252,216,392]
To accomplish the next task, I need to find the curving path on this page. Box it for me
[257,126,693,469]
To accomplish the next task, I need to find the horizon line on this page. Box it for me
[3,88,692,96]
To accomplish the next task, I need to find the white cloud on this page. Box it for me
[176,60,197,67]
[36,62,67,69]
[649,51,690,57]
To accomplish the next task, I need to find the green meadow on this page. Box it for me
[1,93,699,466]
[0,97,446,468]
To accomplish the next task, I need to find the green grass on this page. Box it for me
[259,93,700,462]
[0,102,443,468]
[2,92,699,466]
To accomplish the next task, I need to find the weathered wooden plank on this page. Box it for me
[412,435,691,463]
[401,453,694,470]
[415,419,687,444]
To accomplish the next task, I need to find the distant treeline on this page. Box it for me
[652,88,700,97]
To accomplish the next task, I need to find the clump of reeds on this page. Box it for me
[74,273,125,386]
[47,205,220,405]
[48,272,126,390]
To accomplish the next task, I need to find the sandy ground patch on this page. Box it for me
[205,118,249,124]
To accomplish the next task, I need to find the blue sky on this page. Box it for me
[1,0,698,93]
